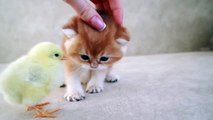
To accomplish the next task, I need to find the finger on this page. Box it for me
[91,0,105,10]
[95,3,104,10]
[108,0,123,25]
[91,0,100,4]
[101,0,110,12]
[64,0,106,31]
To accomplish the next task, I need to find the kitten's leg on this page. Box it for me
[64,67,85,102]
[105,66,119,83]
[86,70,107,94]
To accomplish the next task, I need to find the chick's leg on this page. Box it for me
[33,108,61,118]
[27,102,50,111]
[26,102,61,118]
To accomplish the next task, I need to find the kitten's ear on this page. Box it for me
[62,29,76,38]
[61,17,78,53]
[62,17,78,38]
[115,26,130,46]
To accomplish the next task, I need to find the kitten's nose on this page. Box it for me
[90,62,98,68]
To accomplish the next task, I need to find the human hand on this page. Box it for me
[64,0,123,31]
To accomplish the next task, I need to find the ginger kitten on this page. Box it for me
[61,11,130,102]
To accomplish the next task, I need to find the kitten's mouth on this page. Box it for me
[82,65,99,70]
[90,63,98,68]
[90,67,99,70]
[90,66,107,70]
[82,65,107,70]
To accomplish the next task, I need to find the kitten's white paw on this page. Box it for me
[64,91,85,102]
[86,85,104,94]
[105,74,119,83]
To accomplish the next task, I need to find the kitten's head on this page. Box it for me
[62,12,130,70]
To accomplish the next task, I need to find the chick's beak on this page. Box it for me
[61,56,68,61]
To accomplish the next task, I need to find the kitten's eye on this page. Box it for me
[100,56,109,62]
[80,54,90,61]
[54,53,59,57]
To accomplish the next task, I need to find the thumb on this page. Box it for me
[64,0,106,31]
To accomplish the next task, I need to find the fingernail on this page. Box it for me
[90,16,106,31]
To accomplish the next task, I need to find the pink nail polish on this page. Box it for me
[90,16,106,31]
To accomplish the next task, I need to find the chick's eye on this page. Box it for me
[100,56,109,62]
[80,54,90,61]
[54,53,59,57]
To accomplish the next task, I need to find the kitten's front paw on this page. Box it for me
[105,74,119,83]
[86,85,103,94]
[64,91,85,102]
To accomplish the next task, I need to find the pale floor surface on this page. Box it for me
[0,52,213,120]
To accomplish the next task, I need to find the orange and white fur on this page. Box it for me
[61,11,130,102]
